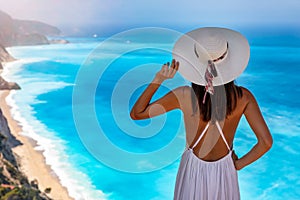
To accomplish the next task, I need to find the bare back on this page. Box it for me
[176,86,250,162]
[131,61,272,170]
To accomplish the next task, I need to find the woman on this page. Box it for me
[130,27,272,200]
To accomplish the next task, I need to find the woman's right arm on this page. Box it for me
[234,88,273,170]
[130,59,180,120]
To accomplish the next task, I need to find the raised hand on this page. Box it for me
[155,59,179,82]
[130,59,180,120]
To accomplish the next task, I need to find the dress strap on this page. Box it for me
[190,121,231,151]
[191,122,210,149]
[215,121,231,151]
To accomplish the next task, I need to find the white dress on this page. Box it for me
[174,121,240,200]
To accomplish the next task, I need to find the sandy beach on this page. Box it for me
[0,90,73,200]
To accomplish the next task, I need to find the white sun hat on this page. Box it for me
[172,27,250,86]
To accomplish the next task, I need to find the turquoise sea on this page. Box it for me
[3,27,300,199]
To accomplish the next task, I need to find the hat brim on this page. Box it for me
[172,27,250,86]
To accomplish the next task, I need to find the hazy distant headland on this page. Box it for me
[0,9,69,89]
[0,10,67,47]
[0,9,68,92]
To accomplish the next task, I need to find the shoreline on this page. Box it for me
[0,90,73,200]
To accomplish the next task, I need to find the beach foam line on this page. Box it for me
[6,43,100,66]
[3,58,109,199]
[2,58,48,81]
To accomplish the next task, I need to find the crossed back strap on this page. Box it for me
[191,121,231,151]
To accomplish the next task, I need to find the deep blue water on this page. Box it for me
[3,29,300,200]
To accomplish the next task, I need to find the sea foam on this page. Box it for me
[2,58,108,200]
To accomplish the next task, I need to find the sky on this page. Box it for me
[0,0,299,36]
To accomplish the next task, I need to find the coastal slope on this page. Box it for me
[0,10,73,200]
[0,109,51,199]
[0,44,51,199]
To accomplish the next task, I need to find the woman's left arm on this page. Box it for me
[130,59,181,120]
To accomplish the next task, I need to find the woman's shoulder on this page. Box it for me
[172,85,192,97]
[170,86,193,111]
[239,86,257,105]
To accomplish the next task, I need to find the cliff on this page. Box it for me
[0,94,52,199]
[0,9,71,199]
[0,10,65,47]
[0,69,47,199]
[0,115,51,199]
[0,47,46,199]
[0,10,50,198]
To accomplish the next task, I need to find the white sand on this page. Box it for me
[0,90,73,200]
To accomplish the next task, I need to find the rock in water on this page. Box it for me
[0,76,21,90]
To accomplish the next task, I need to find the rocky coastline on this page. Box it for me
[0,36,52,200]
[0,10,71,199]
